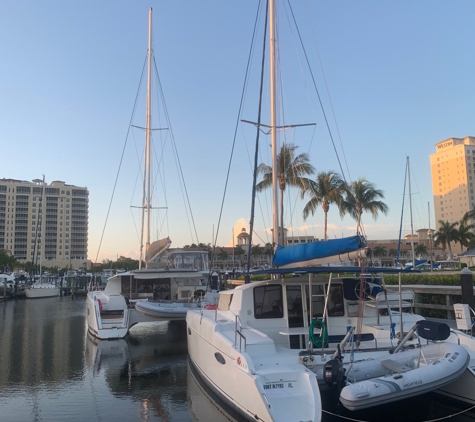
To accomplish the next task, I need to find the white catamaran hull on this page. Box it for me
[187,309,321,422]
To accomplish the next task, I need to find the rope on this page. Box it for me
[390,322,396,340]
[322,403,475,422]
[309,318,328,348]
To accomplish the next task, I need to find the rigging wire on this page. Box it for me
[286,0,347,185]
[94,56,147,264]
[152,55,200,245]
[211,0,264,262]
[246,0,270,281]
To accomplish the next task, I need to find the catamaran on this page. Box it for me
[86,9,217,340]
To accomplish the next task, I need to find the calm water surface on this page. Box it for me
[0,297,474,422]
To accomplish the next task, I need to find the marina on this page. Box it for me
[1,296,475,421]
[1,3,475,421]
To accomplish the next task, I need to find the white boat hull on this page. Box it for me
[339,342,470,411]
[187,309,321,422]
[435,329,475,405]
[135,300,196,320]
[25,285,60,299]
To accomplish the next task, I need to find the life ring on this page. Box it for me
[309,318,328,348]
[206,304,217,310]
[97,298,103,312]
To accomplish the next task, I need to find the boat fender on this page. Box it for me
[97,298,103,312]
[323,357,346,389]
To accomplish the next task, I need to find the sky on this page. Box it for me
[1,1,474,263]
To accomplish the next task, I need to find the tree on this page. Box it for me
[301,171,346,241]
[433,220,459,260]
[251,244,263,266]
[414,244,427,258]
[372,245,387,264]
[234,245,245,266]
[0,250,18,273]
[340,178,389,233]
[457,220,475,254]
[218,248,228,261]
[256,143,314,245]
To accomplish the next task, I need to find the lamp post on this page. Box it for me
[428,229,433,273]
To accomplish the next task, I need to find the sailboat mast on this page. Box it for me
[139,8,153,270]
[145,8,153,253]
[269,0,279,248]
[407,156,416,268]
[40,174,45,283]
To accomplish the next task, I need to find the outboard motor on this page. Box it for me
[323,357,346,390]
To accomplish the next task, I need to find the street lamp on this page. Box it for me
[428,229,433,273]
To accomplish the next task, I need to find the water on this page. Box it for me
[0,297,474,422]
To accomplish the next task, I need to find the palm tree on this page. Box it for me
[433,220,459,260]
[301,171,346,241]
[457,220,475,254]
[372,245,387,265]
[256,143,315,245]
[218,248,228,263]
[234,245,245,267]
[251,244,263,266]
[414,244,427,258]
[388,248,398,267]
[340,178,389,234]
[462,209,475,224]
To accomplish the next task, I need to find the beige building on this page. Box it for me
[430,136,475,226]
[0,178,89,269]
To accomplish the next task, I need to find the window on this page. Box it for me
[254,284,283,319]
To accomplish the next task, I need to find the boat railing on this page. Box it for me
[331,327,355,360]
[234,314,247,353]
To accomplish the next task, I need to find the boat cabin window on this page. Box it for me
[218,294,233,311]
[306,284,344,318]
[169,252,208,271]
[327,284,344,316]
[254,285,283,319]
[120,276,169,299]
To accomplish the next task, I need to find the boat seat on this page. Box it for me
[381,359,411,373]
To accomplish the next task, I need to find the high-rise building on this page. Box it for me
[0,178,88,269]
[430,136,475,227]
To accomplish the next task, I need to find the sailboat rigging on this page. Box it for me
[25,175,60,299]
[86,8,217,340]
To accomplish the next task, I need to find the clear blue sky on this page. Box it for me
[1,1,474,262]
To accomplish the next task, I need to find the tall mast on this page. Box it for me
[407,156,416,269]
[40,175,45,283]
[269,0,279,248]
[146,8,152,255]
[139,8,153,270]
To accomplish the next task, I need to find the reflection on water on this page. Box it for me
[0,298,191,422]
[1,298,475,422]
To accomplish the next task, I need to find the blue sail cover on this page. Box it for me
[272,235,366,267]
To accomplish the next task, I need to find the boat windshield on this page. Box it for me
[169,252,208,271]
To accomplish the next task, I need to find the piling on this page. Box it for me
[460,267,475,310]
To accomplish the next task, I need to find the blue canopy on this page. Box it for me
[272,235,365,267]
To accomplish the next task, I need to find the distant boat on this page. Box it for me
[86,9,217,340]
[0,273,15,298]
[25,175,59,299]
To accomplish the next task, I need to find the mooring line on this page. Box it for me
[322,403,475,422]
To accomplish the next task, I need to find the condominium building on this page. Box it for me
[430,136,475,226]
[0,178,88,269]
